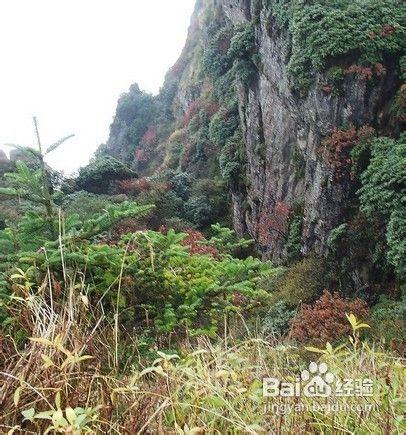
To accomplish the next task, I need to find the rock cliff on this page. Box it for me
[100,0,404,263]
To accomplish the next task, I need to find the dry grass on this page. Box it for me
[0,272,405,434]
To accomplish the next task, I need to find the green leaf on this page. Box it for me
[346,313,357,329]
[21,407,35,421]
[205,395,226,408]
[156,351,179,361]
[55,391,61,410]
[45,134,75,155]
[355,323,371,330]
[65,407,77,425]
[41,354,55,369]
[52,409,68,427]
[29,337,54,347]
[140,365,167,377]
[34,410,54,420]
[13,386,21,406]
[305,346,326,354]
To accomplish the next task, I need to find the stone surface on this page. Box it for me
[217,0,398,260]
[102,0,400,263]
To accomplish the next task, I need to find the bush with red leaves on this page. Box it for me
[159,227,219,258]
[321,125,375,181]
[181,230,219,258]
[290,290,369,345]
[205,101,220,118]
[344,63,386,81]
[180,142,195,170]
[118,178,169,197]
[118,178,151,195]
[182,100,201,127]
[380,24,396,38]
[140,125,158,148]
[134,148,147,162]
[257,202,291,246]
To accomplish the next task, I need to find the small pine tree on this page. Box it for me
[0,117,74,239]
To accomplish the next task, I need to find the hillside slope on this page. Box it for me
[98,0,404,276]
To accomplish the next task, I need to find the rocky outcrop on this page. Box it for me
[219,1,400,259]
[102,0,402,263]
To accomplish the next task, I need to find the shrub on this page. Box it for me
[182,100,202,127]
[202,27,233,78]
[325,215,390,296]
[285,210,303,261]
[181,229,220,258]
[290,290,370,345]
[233,58,257,83]
[185,196,215,227]
[321,125,375,181]
[76,156,136,194]
[137,189,185,227]
[257,202,291,246]
[140,124,158,147]
[209,108,239,148]
[262,301,296,337]
[61,191,117,221]
[344,63,387,81]
[391,82,406,122]
[285,0,405,90]
[185,179,228,228]
[118,177,152,196]
[272,257,325,307]
[208,223,253,257]
[161,217,193,232]
[101,230,272,335]
[358,134,406,278]
[219,131,245,184]
[228,24,255,59]
[371,295,406,354]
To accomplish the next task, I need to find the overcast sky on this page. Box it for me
[0,0,195,174]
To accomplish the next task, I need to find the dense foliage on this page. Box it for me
[0,1,405,432]
[76,156,136,194]
[359,134,406,278]
[267,0,406,90]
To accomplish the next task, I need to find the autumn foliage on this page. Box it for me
[134,148,147,162]
[322,125,375,180]
[344,63,386,81]
[257,202,291,245]
[158,227,219,258]
[183,100,201,126]
[118,177,168,197]
[182,100,219,127]
[290,290,369,345]
[140,125,158,148]
[181,230,219,258]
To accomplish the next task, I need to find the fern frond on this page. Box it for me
[45,134,75,155]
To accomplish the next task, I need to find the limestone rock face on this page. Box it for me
[218,0,399,259]
[102,0,400,263]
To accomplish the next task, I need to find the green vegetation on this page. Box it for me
[267,0,405,90]
[359,134,406,278]
[76,156,136,194]
[1,0,405,432]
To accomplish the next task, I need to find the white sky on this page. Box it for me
[0,0,195,174]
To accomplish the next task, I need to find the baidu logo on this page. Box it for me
[300,362,335,397]
[263,362,373,398]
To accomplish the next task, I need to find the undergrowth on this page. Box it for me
[0,252,404,434]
